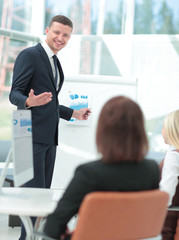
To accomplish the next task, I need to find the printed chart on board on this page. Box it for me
[67,91,92,126]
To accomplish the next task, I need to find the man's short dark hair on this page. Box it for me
[49,15,73,30]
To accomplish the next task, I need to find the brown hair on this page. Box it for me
[49,15,73,30]
[96,96,148,163]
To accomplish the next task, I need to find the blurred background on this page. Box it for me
[0,0,179,161]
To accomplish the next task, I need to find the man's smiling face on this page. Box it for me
[45,22,72,54]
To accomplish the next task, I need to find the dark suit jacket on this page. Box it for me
[9,43,73,145]
[44,159,160,239]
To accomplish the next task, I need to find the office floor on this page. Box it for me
[0,214,20,240]
[0,213,162,240]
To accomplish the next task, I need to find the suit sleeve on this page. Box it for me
[43,164,95,239]
[9,50,35,109]
[59,105,73,121]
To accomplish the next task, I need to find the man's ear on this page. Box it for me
[45,27,49,34]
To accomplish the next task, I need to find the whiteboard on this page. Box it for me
[12,110,34,187]
[51,76,137,189]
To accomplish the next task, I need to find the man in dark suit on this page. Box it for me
[9,15,91,240]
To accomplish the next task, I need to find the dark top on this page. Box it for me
[44,159,160,239]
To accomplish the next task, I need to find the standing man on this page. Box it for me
[9,15,91,240]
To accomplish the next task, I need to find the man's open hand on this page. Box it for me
[26,89,52,107]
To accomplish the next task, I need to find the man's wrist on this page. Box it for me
[72,110,78,119]
[25,98,31,109]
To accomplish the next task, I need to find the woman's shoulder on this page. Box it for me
[143,158,158,165]
[164,146,179,166]
[76,160,102,170]
[140,159,160,180]
[72,160,102,181]
[143,158,159,165]
[142,159,160,171]
[77,158,159,170]
[166,146,179,156]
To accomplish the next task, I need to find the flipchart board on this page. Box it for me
[51,76,137,189]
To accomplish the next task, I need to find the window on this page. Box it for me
[134,0,179,34]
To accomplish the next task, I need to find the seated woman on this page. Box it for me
[43,96,160,240]
[160,110,179,240]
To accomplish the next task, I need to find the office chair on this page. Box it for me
[166,206,179,240]
[34,190,169,240]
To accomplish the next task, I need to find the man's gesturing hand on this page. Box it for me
[26,89,52,107]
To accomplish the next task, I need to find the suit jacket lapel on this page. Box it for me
[57,58,64,92]
[36,43,56,89]
[36,43,64,92]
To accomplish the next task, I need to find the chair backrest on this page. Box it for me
[71,190,169,240]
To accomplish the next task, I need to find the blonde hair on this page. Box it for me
[164,110,179,149]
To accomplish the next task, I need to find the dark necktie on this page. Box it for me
[52,55,58,87]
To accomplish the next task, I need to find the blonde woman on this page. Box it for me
[160,110,179,240]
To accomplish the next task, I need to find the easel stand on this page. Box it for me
[0,148,13,188]
[0,148,21,227]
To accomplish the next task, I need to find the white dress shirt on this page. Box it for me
[160,145,179,206]
[41,41,60,89]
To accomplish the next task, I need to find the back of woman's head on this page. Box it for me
[164,110,179,149]
[96,96,148,163]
